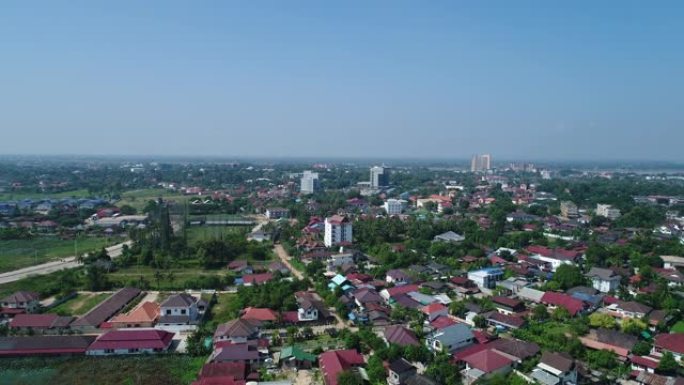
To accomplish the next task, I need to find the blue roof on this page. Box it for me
[331,274,348,286]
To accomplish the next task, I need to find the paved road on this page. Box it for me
[0,241,132,284]
[274,244,305,280]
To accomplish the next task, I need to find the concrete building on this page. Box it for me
[470,154,492,172]
[467,268,504,289]
[596,204,621,220]
[300,171,320,194]
[370,166,390,189]
[324,215,352,247]
[560,201,579,219]
[383,199,406,215]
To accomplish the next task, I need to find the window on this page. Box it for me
[166,309,171,315]
[104,349,114,354]
[128,348,139,353]
[181,309,187,315]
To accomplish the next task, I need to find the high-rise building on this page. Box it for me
[300,171,320,194]
[560,201,579,219]
[370,165,390,189]
[324,215,352,247]
[470,154,492,172]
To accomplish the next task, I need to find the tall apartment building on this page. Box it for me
[300,171,320,194]
[560,201,579,219]
[383,199,406,215]
[596,204,621,220]
[370,166,390,189]
[470,154,492,172]
[324,215,352,247]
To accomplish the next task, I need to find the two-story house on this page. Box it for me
[425,323,474,353]
[1,291,41,313]
[531,351,577,385]
[158,293,203,326]
[586,267,621,293]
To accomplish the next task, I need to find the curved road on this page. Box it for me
[0,241,132,285]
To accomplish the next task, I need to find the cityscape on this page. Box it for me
[2,2,684,385]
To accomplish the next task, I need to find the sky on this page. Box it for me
[1,1,683,161]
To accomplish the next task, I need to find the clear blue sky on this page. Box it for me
[1,1,683,161]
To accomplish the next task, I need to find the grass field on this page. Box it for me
[671,320,684,333]
[116,188,190,211]
[50,292,110,316]
[0,355,206,385]
[185,226,249,244]
[208,293,239,326]
[0,189,92,201]
[107,265,227,291]
[0,236,114,273]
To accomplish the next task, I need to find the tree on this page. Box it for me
[588,313,617,329]
[657,351,679,374]
[531,305,549,321]
[621,318,647,335]
[154,270,163,290]
[425,353,460,385]
[473,315,488,329]
[366,354,387,384]
[551,307,571,321]
[551,264,584,290]
[632,341,652,356]
[586,349,617,370]
[337,371,365,385]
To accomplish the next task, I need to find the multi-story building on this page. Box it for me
[383,199,406,215]
[560,201,579,219]
[596,204,621,220]
[324,215,352,247]
[300,171,320,194]
[265,207,289,219]
[467,268,504,289]
[470,154,492,172]
[370,166,390,189]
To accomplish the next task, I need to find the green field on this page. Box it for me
[0,236,114,273]
[50,293,110,316]
[185,226,249,244]
[208,293,239,325]
[0,355,205,385]
[116,188,190,211]
[107,266,227,291]
[0,189,91,201]
[671,320,684,333]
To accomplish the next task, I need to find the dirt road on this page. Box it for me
[274,244,305,280]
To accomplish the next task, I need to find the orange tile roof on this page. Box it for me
[110,301,160,325]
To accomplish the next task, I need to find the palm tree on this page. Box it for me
[154,270,163,290]
[166,272,176,289]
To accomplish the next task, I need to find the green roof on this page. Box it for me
[280,345,316,362]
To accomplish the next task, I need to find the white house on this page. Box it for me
[467,268,504,289]
[158,293,202,326]
[425,323,474,353]
[586,267,621,293]
[531,351,577,385]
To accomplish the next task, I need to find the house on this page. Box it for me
[654,333,684,362]
[531,351,577,385]
[388,358,417,385]
[210,341,262,365]
[110,302,160,328]
[241,273,274,286]
[467,268,504,289]
[1,291,40,313]
[158,293,203,326]
[383,325,420,347]
[461,349,514,385]
[634,371,684,385]
[295,291,321,322]
[240,307,278,323]
[451,277,480,296]
[433,231,465,243]
[517,287,545,303]
[267,261,290,275]
[278,345,317,369]
[70,287,142,331]
[422,303,449,322]
[214,319,260,344]
[0,335,96,357]
[540,292,585,316]
[353,288,384,308]
[484,312,526,330]
[193,362,247,385]
[586,267,621,293]
[425,323,474,353]
[381,284,420,303]
[319,349,365,385]
[654,268,684,287]
[526,246,583,272]
[86,329,175,356]
[579,328,637,358]
[265,207,289,219]
[9,314,74,333]
[630,354,660,374]
[228,260,254,275]
[491,296,526,315]
[386,269,411,286]
[607,301,653,319]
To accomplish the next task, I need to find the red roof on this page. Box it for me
[385,284,420,298]
[242,273,273,285]
[462,349,514,373]
[240,307,278,322]
[422,303,447,315]
[319,349,364,385]
[630,355,660,369]
[383,325,420,346]
[430,315,457,330]
[10,314,65,329]
[88,329,174,351]
[655,333,684,354]
[281,311,299,324]
[541,292,585,316]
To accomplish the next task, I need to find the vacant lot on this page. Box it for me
[108,265,227,291]
[0,236,113,273]
[0,355,205,385]
[185,226,250,244]
[0,189,91,201]
[50,292,110,316]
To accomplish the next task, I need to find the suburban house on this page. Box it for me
[491,296,526,315]
[110,301,160,328]
[422,303,449,322]
[387,358,417,385]
[294,291,331,323]
[531,351,577,385]
[484,312,526,330]
[383,325,420,347]
[579,328,637,358]
[653,333,684,363]
[433,231,465,243]
[526,246,583,272]
[386,269,411,286]
[278,345,317,369]
[461,349,514,385]
[213,319,260,344]
[1,291,41,313]
[158,293,203,326]
[606,301,653,319]
[210,341,262,365]
[319,349,365,385]
[467,268,504,289]
[586,267,622,293]
[240,307,278,323]
[86,329,175,356]
[425,323,474,353]
[540,292,586,317]
[71,287,142,331]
